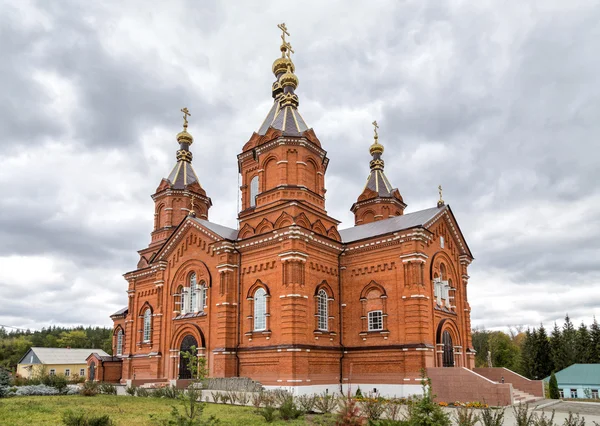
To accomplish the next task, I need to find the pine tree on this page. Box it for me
[519,329,535,378]
[575,321,592,363]
[536,324,553,378]
[548,372,560,399]
[562,314,577,368]
[590,317,600,363]
[550,322,564,371]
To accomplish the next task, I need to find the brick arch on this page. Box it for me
[113,325,125,336]
[326,226,341,242]
[436,318,461,345]
[247,279,270,298]
[171,323,207,349]
[255,218,274,234]
[304,158,319,193]
[360,209,376,223]
[311,219,327,235]
[262,155,279,192]
[238,223,255,239]
[274,211,294,229]
[138,301,153,316]
[294,212,311,229]
[314,280,334,298]
[430,251,459,285]
[171,259,213,294]
[156,203,165,228]
[359,280,387,300]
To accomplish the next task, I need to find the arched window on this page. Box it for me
[116,329,124,356]
[254,288,266,331]
[442,330,454,367]
[189,272,197,313]
[143,309,152,342]
[250,176,259,208]
[176,285,184,313]
[199,281,207,311]
[317,289,328,331]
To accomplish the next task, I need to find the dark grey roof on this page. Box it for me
[340,206,444,243]
[257,101,309,136]
[166,160,200,189]
[364,169,395,197]
[110,307,128,317]
[192,218,238,240]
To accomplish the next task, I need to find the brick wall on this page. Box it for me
[428,367,513,406]
[474,368,544,397]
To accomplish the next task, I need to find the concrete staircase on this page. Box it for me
[512,388,542,404]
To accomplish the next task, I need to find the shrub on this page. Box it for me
[296,394,317,413]
[260,406,276,423]
[314,391,338,414]
[272,388,293,407]
[549,373,560,400]
[279,397,304,420]
[125,385,137,396]
[455,406,480,426]
[404,370,451,426]
[0,369,10,387]
[81,381,99,397]
[480,406,505,426]
[562,412,585,426]
[135,387,150,397]
[65,385,81,395]
[226,390,238,404]
[251,392,264,411]
[62,409,115,426]
[42,374,69,392]
[238,391,249,406]
[162,386,181,399]
[360,392,386,420]
[15,384,60,396]
[99,383,117,395]
[385,398,404,421]
[335,394,366,425]
[355,387,363,398]
[513,403,535,426]
[534,411,556,426]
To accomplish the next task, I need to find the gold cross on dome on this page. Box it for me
[284,41,294,59]
[372,120,379,138]
[438,185,443,202]
[181,107,191,129]
[278,23,290,43]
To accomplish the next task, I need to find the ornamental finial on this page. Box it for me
[369,120,384,157]
[372,120,379,139]
[438,184,445,207]
[181,107,191,131]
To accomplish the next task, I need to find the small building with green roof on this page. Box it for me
[545,364,600,399]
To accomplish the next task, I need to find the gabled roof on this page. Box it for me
[546,364,600,386]
[191,218,238,240]
[340,206,442,243]
[110,307,128,318]
[19,347,110,365]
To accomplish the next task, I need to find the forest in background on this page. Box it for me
[473,315,600,379]
[0,326,112,371]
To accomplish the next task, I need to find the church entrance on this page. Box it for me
[89,361,96,381]
[441,330,454,367]
[178,335,199,379]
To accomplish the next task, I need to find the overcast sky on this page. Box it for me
[0,0,598,333]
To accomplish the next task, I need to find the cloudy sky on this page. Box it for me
[0,0,598,333]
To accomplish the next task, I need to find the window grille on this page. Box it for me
[79,369,85,376]
[65,369,70,377]
[317,289,328,331]
[116,329,124,356]
[143,309,152,342]
[368,310,383,331]
[254,288,267,331]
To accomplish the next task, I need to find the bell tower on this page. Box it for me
[148,108,212,249]
[237,24,339,239]
[351,121,406,225]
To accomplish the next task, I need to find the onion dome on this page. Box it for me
[273,56,295,77]
[280,64,299,89]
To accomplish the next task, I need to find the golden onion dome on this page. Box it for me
[369,139,384,156]
[177,129,194,145]
[272,56,295,76]
[280,66,299,89]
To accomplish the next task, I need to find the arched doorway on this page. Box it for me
[178,335,199,379]
[89,361,96,381]
[442,330,454,367]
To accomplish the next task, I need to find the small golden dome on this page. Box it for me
[272,56,295,76]
[280,66,299,89]
[369,139,384,156]
[177,129,194,145]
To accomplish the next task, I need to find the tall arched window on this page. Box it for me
[143,309,152,342]
[199,281,207,311]
[189,272,197,313]
[317,289,328,331]
[250,176,259,208]
[116,329,124,356]
[254,288,266,331]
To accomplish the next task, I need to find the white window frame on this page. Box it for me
[254,288,267,331]
[250,176,259,208]
[368,310,383,331]
[49,369,56,376]
[116,329,124,356]
[65,369,70,377]
[199,282,207,311]
[559,389,564,398]
[570,389,577,398]
[189,273,197,313]
[181,288,189,314]
[440,236,445,248]
[79,368,85,377]
[317,289,328,331]
[143,309,152,342]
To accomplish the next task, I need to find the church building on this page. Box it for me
[108,25,475,395]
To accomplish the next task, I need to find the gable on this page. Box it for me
[424,206,473,259]
[18,349,40,365]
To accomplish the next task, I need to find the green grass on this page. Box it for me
[0,395,330,425]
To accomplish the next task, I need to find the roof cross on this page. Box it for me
[438,184,445,207]
[278,23,290,43]
[181,107,191,130]
[372,120,379,138]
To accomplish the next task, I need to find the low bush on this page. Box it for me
[81,381,99,397]
[260,405,276,423]
[534,411,556,426]
[279,396,303,420]
[296,393,317,413]
[42,374,69,392]
[98,383,117,395]
[251,391,263,411]
[62,409,114,426]
[15,384,60,396]
[314,391,338,414]
[272,388,293,407]
[513,403,535,426]
[455,406,480,426]
[480,406,505,426]
[335,395,366,425]
[562,412,585,426]
[360,392,386,420]
[385,398,404,421]
[135,387,150,397]
[125,385,137,396]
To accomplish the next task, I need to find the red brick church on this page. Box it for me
[107,25,475,396]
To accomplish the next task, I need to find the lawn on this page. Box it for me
[0,395,326,425]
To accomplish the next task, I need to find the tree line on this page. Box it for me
[473,315,600,379]
[0,326,113,371]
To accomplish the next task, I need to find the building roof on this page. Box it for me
[19,347,110,365]
[166,160,200,189]
[258,101,309,136]
[110,307,128,317]
[192,218,238,240]
[547,364,600,386]
[340,206,444,243]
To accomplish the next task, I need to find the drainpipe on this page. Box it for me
[235,246,242,377]
[338,248,345,394]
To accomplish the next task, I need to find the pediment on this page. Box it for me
[151,217,220,263]
[424,206,473,259]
